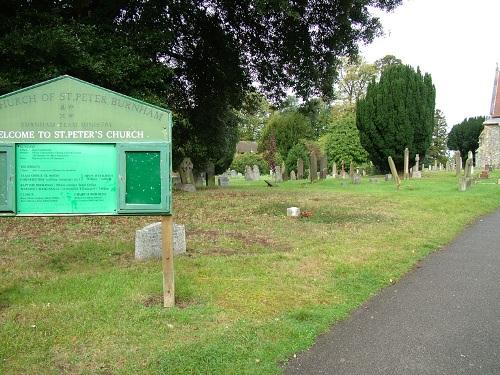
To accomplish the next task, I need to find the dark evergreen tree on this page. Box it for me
[356,64,436,172]
[447,116,485,164]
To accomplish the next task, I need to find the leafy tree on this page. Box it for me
[259,110,313,159]
[298,98,333,138]
[321,107,369,166]
[356,64,436,172]
[447,116,485,164]
[425,109,449,165]
[236,92,272,141]
[336,56,378,104]
[374,54,402,73]
[0,0,402,171]
[230,153,269,174]
[285,143,310,174]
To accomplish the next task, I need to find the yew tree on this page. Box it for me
[356,64,436,172]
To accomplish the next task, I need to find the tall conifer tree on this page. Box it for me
[356,64,436,172]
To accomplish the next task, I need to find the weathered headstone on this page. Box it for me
[332,162,337,178]
[319,155,327,179]
[206,162,216,186]
[297,158,304,180]
[218,173,230,187]
[309,152,318,182]
[352,173,361,184]
[415,154,420,171]
[281,162,289,181]
[388,156,401,189]
[434,159,438,172]
[349,161,354,178]
[404,147,409,179]
[179,157,195,185]
[172,172,182,190]
[135,222,186,260]
[468,151,474,175]
[385,174,393,181]
[195,173,206,188]
[252,165,260,180]
[455,151,461,176]
[445,160,450,171]
[245,165,254,181]
[341,160,346,179]
[275,165,283,182]
[290,170,296,180]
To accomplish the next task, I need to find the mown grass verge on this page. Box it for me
[1,171,499,374]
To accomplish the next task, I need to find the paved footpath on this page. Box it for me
[285,210,500,375]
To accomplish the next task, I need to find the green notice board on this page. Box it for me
[126,151,161,204]
[16,144,117,214]
[0,151,6,206]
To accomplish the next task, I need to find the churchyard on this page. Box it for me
[1,171,500,374]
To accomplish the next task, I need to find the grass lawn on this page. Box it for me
[1,171,499,374]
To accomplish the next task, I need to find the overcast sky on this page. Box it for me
[359,0,500,128]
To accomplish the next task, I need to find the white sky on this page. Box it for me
[359,0,500,128]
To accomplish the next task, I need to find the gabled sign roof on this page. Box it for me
[0,75,171,143]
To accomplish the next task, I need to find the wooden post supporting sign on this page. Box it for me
[162,216,175,307]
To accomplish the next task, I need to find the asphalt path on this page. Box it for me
[284,209,500,375]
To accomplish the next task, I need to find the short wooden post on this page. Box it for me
[162,215,175,307]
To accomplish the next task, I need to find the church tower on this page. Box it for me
[476,66,500,168]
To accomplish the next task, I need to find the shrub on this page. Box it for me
[230,153,269,174]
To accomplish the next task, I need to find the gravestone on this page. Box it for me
[455,151,461,176]
[468,151,474,175]
[218,173,230,186]
[349,161,354,177]
[404,147,409,179]
[275,165,283,182]
[445,161,450,171]
[319,156,327,179]
[290,170,296,180]
[297,158,304,179]
[179,157,195,185]
[135,222,186,260]
[245,165,254,181]
[352,173,361,184]
[434,159,438,171]
[388,156,401,189]
[332,162,337,178]
[253,165,260,180]
[230,170,238,177]
[281,162,289,181]
[309,152,318,182]
[385,174,393,181]
[195,173,206,188]
[172,173,182,190]
[206,162,216,186]
[287,207,301,217]
[413,154,421,178]
[341,161,346,179]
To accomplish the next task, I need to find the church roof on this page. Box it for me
[490,65,500,118]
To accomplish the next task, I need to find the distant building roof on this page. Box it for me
[236,141,258,153]
[490,64,500,118]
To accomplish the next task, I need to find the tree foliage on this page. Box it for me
[321,106,369,166]
[336,56,378,104]
[236,92,271,141]
[0,0,402,171]
[356,64,436,172]
[259,111,313,159]
[447,116,485,161]
[230,153,269,174]
[426,109,448,164]
[285,143,310,174]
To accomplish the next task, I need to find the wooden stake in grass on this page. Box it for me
[162,215,175,307]
[388,156,401,190]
